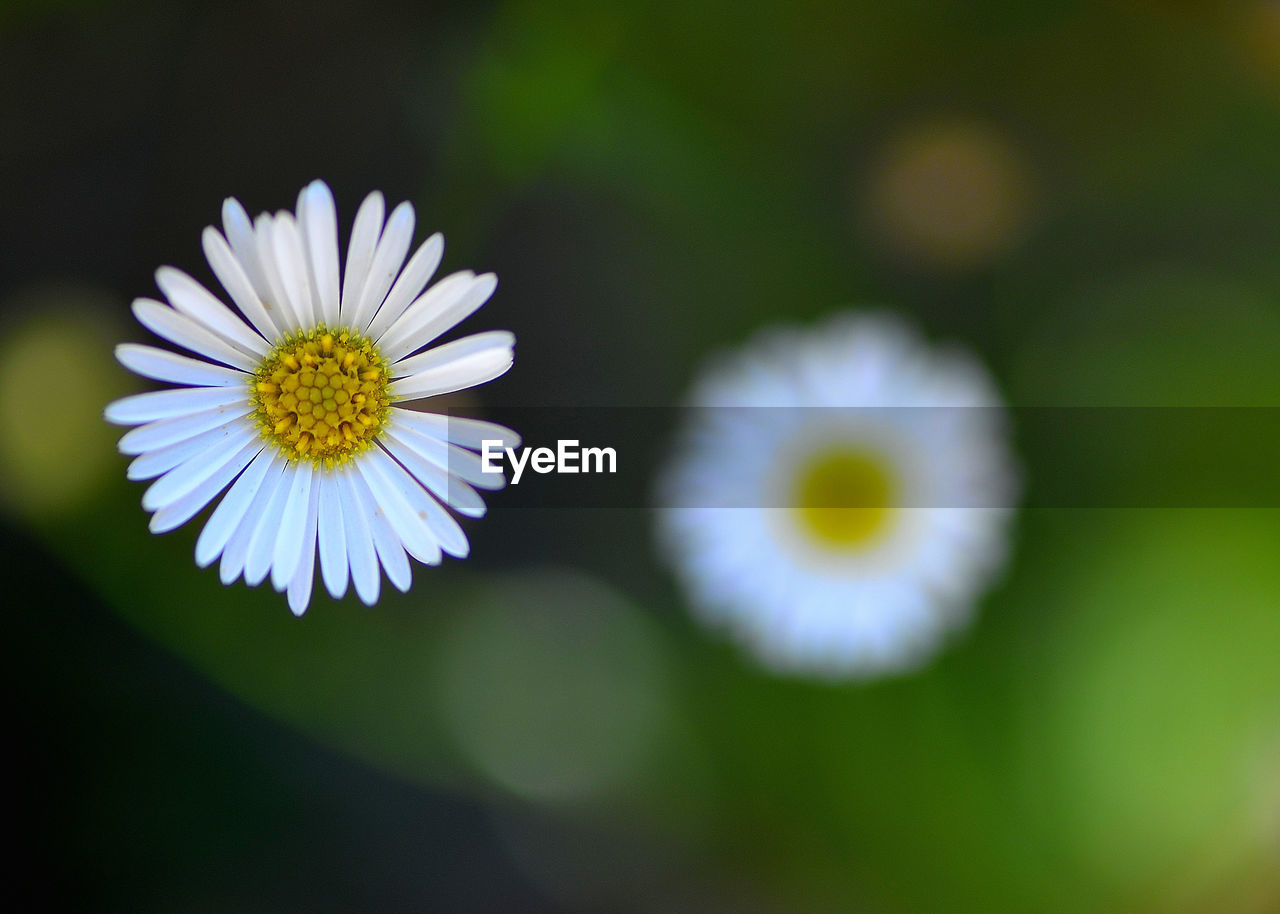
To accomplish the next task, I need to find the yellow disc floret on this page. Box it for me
[251,325,393,467]
[791,447,897,551]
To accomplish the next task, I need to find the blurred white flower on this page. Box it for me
[105,180,518,615]
[656,313,1017,679]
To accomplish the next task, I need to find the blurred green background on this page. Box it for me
[3,0,1280,910]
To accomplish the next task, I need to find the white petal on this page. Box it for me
[105,385,246,426]
[364,232,444,340]
[376,271,491,362]
[377,420,504,490]
[219,453,288,584]
[148,440,262,535]
[271,460,315,591]
[390,330,514,379]
[155,266,269,356]
[356,449,443,566]
[300,181,341,326]
[349,200,414,333]
[118,401,253,455]
[287,482,320,615]
[380,428,487,518]
[391,346,513,402]
[244,462,295,587]
[115,343,244,387]
[254,213,303,333]
[386,408,521,451]
[132,298,258,371]
[340,191,385,325]
[222,197,273,304]
[348,467,412,592]
[378,272,499,364]
[270,211,318,329]
[141,421,257,512]
[316,471,349,599]
[337,468,380,605]
[202,226,284,342]
[436,476,486,518]
[196,448,277,567]
[377,442,469,558]
[128,417,256,481]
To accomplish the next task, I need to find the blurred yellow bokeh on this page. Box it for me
[862,118,1035,271]
[0,284,128,519]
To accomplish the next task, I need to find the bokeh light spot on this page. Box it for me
[1024,510,1280,894]
[862,118,1034,271]
[433,569,669,804]
[0,285,126,518]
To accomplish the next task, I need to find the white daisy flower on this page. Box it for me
[656,313,1016,679]
[105,180,519,615]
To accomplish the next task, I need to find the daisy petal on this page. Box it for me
[141,421,258,512]
[390,330,515,379]
[349,200,414,333]
[378,420,504,490]
[271,461,316,591]
[196,448,277,568]
[254,213,303,333]
[222,197,272,304]
[390,346,512,401]
[370,445,466,558]
[340,191,385,325]
[357,449,443,566]
[105,385,246,426]
[271,211,318,329]
[377,271,496,362]
[300,180,341,326]
[118,401,253,455]
[202,226,284,341]
[387,408,521,451]
[128,417,256,481]
[379,448,470,558]
[377,269,470,342]
[336,468,380,605]
[411,491,468,559]
[132,298,258,371]
[287,482,320,615]
[149,439,262,534]
[317,471,349,600]
[219,453,288,584]
[244,462,294,587]
[387,272,499,362]
[364,232,444,340]
[115,343,244,387]
[381,427,487,518]
[155,266,269,356]
[351,469,412,592]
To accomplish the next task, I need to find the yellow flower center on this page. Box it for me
[791,448,897,551]
[251,325,392,466]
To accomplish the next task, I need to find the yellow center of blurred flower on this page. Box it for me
[792,448,896,550]
[252,325,392,466]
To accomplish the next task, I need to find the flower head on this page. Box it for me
[656,313,1016,679]
[105,181,518,615]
